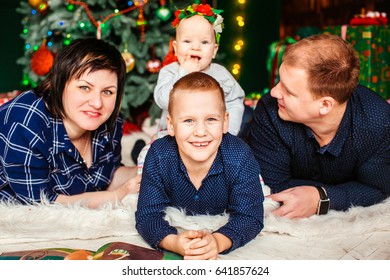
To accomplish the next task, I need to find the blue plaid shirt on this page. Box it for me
[248,85,390,211]
[135,133,264,254]
[0,90,123,204]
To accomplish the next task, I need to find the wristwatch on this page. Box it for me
[314,186,330,215]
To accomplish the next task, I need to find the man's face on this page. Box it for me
[271,63,320,124]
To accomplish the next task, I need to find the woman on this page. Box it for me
[0,38,140,207]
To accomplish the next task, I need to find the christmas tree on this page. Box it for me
[16,0,192,121]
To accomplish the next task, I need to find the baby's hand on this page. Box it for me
[180,55,201,72]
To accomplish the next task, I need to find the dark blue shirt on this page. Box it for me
[135,133,264,254]
[0,90,123,204]
[248,85,390,211]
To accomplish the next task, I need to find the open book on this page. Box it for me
[0,242,182,260]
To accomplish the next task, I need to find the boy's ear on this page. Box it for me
[173,40,178,56]
[223,111,229,134]
[167,115,175,136]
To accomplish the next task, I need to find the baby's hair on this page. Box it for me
[172,0,224,44]
[168,72,225,114]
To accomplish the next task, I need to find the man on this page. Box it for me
[248,34,390,218]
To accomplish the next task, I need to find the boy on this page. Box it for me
[136,72,263,260]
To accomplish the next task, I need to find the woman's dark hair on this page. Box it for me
[35,38,126,130]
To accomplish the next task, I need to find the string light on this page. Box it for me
[67,4,75,11]
[236,15,245,27]
[230,0,246,77]
[68,0,148,30]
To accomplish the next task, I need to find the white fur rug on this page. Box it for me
[1,194,389,259]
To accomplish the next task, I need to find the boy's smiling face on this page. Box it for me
[167,88,229,170]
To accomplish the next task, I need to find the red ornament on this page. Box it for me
[123,121,141,135]
[146,59,162,73]
[30,43,55,76]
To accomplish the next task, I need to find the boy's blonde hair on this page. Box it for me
[168,72,226,114]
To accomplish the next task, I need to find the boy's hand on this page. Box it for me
[160,231,203,256]
[183,231,219,260]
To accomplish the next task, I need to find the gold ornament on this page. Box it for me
[122,51,135,73]
[28,0,44,7]
[28,0,49,14]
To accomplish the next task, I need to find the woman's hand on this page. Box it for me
[55,166,140,208]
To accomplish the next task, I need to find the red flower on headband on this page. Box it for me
[195,4,213,16]
[172,10,181,27]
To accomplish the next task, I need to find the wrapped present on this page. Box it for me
[266,37,297,88]
[350,10,388,25]
[0,90,21,106]
[323,24,390,100]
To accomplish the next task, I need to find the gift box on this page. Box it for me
[0,90,21,106]
[323,24,390,100]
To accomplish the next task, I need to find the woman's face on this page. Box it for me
[62,69,118,137]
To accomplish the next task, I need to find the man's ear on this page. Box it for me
[167,115,175,136]
[319,97,335,116]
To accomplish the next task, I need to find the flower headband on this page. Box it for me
[172,0,224,45]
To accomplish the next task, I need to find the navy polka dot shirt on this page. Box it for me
[135,133,264,254]
[248,85,390,211]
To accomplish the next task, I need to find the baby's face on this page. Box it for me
[173,15,218,72]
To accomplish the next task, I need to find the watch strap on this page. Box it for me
[315,186,330,215]
[314,186,327,200]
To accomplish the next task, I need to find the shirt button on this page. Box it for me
[194,195,200,201]
[68,148,73,153]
